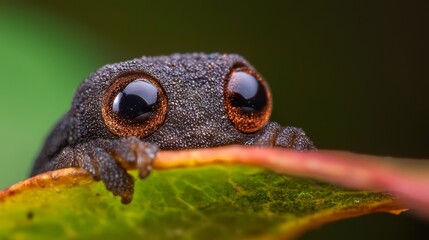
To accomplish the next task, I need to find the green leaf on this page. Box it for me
[0,166,399,239]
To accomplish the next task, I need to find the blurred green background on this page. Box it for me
[1,0,428,239]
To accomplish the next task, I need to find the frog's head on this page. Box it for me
[70,53,313,150]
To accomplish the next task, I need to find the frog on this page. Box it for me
[30,53,315,204]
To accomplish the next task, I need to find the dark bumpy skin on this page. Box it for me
[31,53,315,203]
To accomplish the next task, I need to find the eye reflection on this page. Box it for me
[112,80,159,123]
[224,67,272,133]
[227,71,268,113]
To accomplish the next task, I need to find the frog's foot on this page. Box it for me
[246,122,316,151]
[37,136,158,204]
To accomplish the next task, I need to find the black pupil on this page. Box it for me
[228,71,267,113]
[113,80,158,123]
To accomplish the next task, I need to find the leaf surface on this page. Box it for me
[0,165,401,239]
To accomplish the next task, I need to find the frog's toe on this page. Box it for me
[246,122,316,151]
[90,147,135,204]
[102,136,159,179]
[274,126,316,151]
[37,137,159,204]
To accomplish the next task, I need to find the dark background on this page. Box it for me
[1,1,428,239]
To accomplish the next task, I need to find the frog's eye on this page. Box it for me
[102,73,167,137]
[224,66,272,133]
